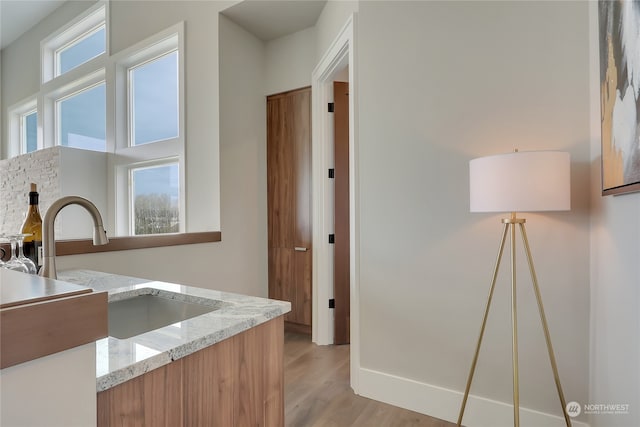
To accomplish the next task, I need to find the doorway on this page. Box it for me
[332,79,350,345]
[311,15,359,391]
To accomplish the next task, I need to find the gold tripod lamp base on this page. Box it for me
[457,214,571,427]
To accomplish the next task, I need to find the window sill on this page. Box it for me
[56,231,221,256]
[0,232,221,261]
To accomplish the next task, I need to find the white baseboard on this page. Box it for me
[358,367,590,427]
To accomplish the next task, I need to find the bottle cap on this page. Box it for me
[29,183,39,205]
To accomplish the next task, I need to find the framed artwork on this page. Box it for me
[598,0,640,196]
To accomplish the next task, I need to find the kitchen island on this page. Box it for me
[1,269,290,426]
[58,269,291,426]
[59,270,290,387]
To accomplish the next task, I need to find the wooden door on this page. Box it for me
[267,87,312,333]
[333,81,350,344]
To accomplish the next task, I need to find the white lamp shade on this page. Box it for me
[470,151,570,213]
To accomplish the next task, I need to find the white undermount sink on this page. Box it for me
[108,290,224,339]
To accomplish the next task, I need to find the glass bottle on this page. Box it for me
[20,183,43,270]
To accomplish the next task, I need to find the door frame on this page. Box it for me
[311,14,360,392]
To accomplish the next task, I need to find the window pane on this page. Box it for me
[22,111,38,153]
[130,51,179,146]
[132,163,180,235]
[59,83,106,152]
[58,26,106,75]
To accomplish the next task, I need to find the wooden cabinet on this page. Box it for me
[97,316,284,427]
[0,269,107,369]
[267,87,312,332]
[97,359,183,427]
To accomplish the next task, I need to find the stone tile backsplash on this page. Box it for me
[0,147,62,236]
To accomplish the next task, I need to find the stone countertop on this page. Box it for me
[57,269,290,392]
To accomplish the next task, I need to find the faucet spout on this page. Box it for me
[39,196,109,279]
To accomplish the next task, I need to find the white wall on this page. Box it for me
[315,0,358,63]
[356,1,591,425]
[216,14,268,296]
[58,148,108,239]
[265,26,315,96]
[334,65,348,82]
[588,3,640,427]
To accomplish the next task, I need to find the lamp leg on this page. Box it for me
[457,223,510,427]
[519,223,571,427]
[511,223,520,427]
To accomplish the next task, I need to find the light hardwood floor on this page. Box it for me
[284,332,456,427]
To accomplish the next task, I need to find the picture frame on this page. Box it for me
[598,0,640,196]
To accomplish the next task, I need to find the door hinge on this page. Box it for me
[328,234,335,244]
[328,168,335,179]
[329,299,335,309]
[328,102,335,113]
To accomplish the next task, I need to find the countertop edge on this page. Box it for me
[56,270,291,392]
[95,307,287,392]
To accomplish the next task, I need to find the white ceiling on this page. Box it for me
[222,0,326,41]
[1,0,67,50]
[0,0,327,51]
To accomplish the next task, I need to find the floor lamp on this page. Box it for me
[457,150,572,427]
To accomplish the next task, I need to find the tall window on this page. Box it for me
[113,28,185,236]
[21,110,38,154]
[130,51,179,146]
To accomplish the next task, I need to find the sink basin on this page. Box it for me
[108,293,220,339]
